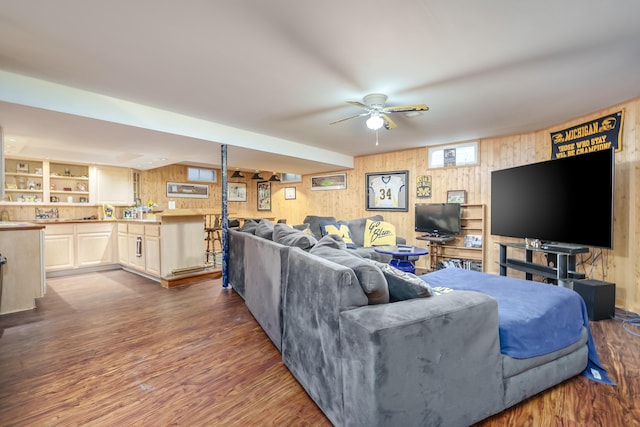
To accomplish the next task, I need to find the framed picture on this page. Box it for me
[166,181,209,198]
[227,182,247,202]
[365,170,409,211]
[257,181,271,211]
[447,190,467,204]
[311,173,347,191]
[284,186,296,200]
[16,162,29,173]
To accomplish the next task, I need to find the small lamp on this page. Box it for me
[251,170,264,180]
[231,169,244,179]
[269,172,281,182]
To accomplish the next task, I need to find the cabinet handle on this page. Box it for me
[136,236,142,257]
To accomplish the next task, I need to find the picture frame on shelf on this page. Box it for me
[227,182,247,202]
[310,173,347,191]
[16,162,29,173]
[447,190,467,204]
[365,170,409,212]
[257,181,271,211]
[284,186,296,200]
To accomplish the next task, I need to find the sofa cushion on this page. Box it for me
[238,219,258,234]
[343,215,384,247]
[273,223,317,250]
[310,235,389,304]
[363,219,397,247]
[368,260,433,301]
[255,219,275,240]
[303,215,337,239]
[320,221,356,249]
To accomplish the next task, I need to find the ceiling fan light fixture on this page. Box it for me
[366,114,384,130]
[251,171,264,180]
[231,169,245,178]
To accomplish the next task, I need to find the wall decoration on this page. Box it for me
[416,175,432,198]
[257,181,271,211]
[284,186,296,200]
[447,190,467,204]
[166,181,209,198]
[227,182,247,202]
[550,110,624,159]
[311,173,347,191]
[365,170,408,212]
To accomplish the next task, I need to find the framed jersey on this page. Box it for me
[365,170,408,212]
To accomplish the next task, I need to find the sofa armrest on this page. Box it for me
[339,291,505,427]
[395,236,407,245]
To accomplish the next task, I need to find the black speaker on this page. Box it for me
[572,279,615,321]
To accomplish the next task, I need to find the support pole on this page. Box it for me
[221,144,229,288]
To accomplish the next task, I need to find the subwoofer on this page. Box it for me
[572,279,615,321]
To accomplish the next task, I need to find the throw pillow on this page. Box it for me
[363,219,396,247]
[343,215,384,247]
[310,235,389,304]
[303,215,337,239]
[293,223,314,236]
[367,260,433,301]
[320,221,356,249]
[255,219,275,240]
[273,223,317,250]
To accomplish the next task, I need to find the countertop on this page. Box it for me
[0,221,46,231]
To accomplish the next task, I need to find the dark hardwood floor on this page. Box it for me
[0,270,638,426]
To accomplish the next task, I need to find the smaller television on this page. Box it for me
[415,203,461,237]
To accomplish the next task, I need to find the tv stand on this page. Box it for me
[498,242,588,285]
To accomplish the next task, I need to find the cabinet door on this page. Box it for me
[144,236,161,277]
[91,166,133,205]
[118,232,129,265]
[76,224,115,267]
[127,233,145,271]
[45,234,74,271]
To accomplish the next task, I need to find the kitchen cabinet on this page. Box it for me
[120,222,161,278]
[90,165,134,205]
[44,223,75,271]
[76,223,117,268]
[44,222,116,273]
[0,223,46,314]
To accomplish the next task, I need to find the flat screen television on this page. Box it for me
[491,148,614,248]
[415,203,461,237]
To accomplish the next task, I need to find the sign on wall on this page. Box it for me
[550,110,624,159]
[416,175,432,198]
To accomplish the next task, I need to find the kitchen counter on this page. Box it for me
[0,221,46,231]
[0,222,46,314]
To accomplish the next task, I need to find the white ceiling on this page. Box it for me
[1,0,639,174]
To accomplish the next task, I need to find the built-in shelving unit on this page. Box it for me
[3,158,134,211]
[417,204,485,271]
[3,159,45,203]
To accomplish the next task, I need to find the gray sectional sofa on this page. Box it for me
[228,221,591,426]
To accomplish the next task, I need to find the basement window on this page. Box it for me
[280,173,302,182]
[187,167,217,183]
[428,141,479,168]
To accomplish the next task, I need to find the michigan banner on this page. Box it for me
[550,110,623,159]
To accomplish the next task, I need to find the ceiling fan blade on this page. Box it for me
[346,101,372,111]
[329,112,369,125]
[382,114,397,130]
[383,104,429,113]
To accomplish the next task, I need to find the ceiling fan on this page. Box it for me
[330,93,429,130]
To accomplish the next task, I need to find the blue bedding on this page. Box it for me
[421,268,613,384]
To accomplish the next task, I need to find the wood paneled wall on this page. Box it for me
[137,98,639,312]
